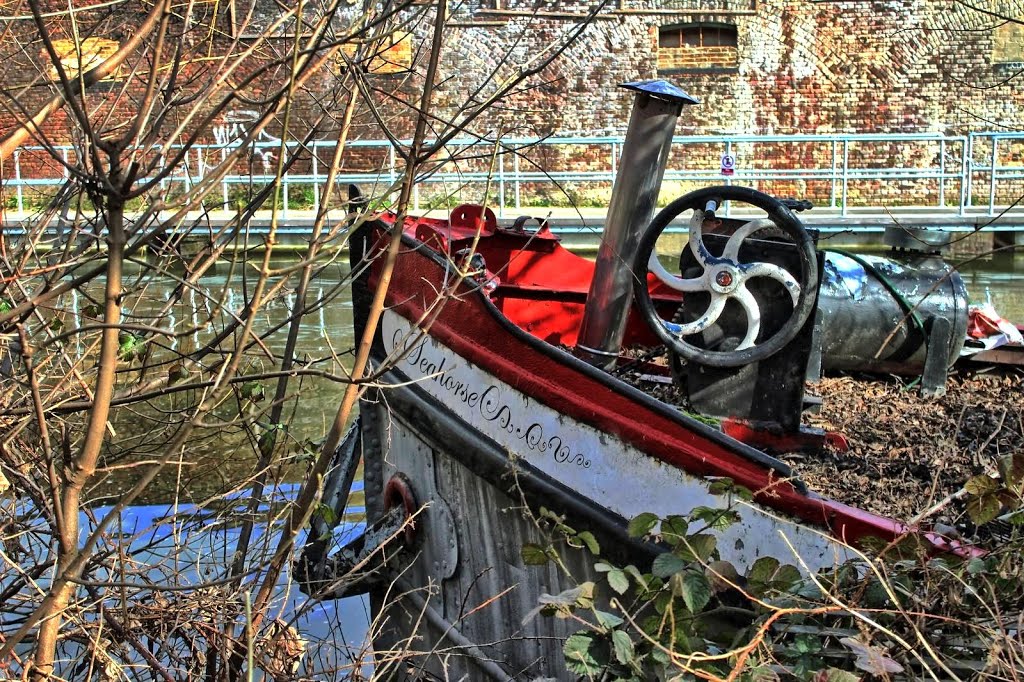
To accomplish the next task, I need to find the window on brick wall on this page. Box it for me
[657,23,738,74]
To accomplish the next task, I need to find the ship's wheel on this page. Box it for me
[633,186,819,368]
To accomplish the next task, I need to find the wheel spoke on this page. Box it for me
[741,262,801,305]
[688,210,714,266]
[732,285,762,350]
[722,218,776,260]
[663,294,726,337]
[647,252,705,292]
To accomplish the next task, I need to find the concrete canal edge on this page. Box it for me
[3,206,1024,257]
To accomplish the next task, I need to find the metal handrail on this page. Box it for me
[4,131,1023,221]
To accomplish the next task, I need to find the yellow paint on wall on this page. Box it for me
[338,32,413,74]
[49,37,121,79]
[992,21,1024,64]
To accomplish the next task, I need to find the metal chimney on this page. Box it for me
[576,80,698,369]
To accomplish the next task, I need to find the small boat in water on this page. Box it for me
[299,81,1019,680]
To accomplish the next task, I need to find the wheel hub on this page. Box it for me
[711,265,740,294]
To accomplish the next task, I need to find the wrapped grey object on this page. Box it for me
[816,250,969,376]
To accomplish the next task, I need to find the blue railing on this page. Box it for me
[4,131,1023,220]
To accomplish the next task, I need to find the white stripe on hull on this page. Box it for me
[384,310,851,572]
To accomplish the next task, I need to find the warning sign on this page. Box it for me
[720,153,736,176]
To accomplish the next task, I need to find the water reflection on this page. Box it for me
[959,251,1024,322]
[64,255,357,507]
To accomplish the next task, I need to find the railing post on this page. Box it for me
[841,140,850,217]
[988,135,998,217]
[498,151,505,219]
[221,145,229,210]
[282,143,290,221]
[514,152,521,210]
[312,142,320,217]
[830,139,838,209]
[724,139,733,215]
[938,139,945,209]
[14,149,23,213]
[960,136,970,216]
[389,143,397,200]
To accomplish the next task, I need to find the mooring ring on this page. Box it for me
[383,473,418,546]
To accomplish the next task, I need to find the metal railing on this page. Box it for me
[4,132,1023,223]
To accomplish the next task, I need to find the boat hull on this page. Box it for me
[351,224,910,679]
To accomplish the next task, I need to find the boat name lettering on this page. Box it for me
[393,328,591,469]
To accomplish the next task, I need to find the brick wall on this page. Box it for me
[3,0,1023,207]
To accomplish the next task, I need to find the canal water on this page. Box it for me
[60,246,1022,674]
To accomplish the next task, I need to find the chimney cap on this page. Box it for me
[620,80,699,105]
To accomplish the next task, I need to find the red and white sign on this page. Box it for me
[721,153,736,176]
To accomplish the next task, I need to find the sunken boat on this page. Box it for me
[299,81,1020,680]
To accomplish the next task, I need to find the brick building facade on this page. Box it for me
[434,0,1024,137]
[2,1,1022,202]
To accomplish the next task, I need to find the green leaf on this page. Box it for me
[0,298,11,314]
[708,478,754,501]
[661,515,689,544]
[611,630,635,666]
[241,381,265,402]
[118,333,141,361]
[563,631,605,675]
[864,578,891,608]
[649,644,671,666]
[964,474,999,496]
[741,665,780,682]
[316,502,338,527]
[966,493,1003,526]
[652,552,687,578]
[747,556,780,586]
[708,478,734,496]
[607,569,629,595]
[628,512,659,539]
[623,564,647,589]
[538,506,554,520]
[654,590,672,615]
[677,533,717,562]
[594,562,615,573]
[594,609,624,630]
[575,581,596,609]
[691,506,741,531]
[678,570,712,614]
[793,633,821,654]
[576,531,600,556]
[521,543,550,566]
[771,564,801,591]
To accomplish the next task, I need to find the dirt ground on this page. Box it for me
[794,368,1023,527]
[621,356,1023,531]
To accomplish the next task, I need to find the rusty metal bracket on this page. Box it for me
[296,504,411,599]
